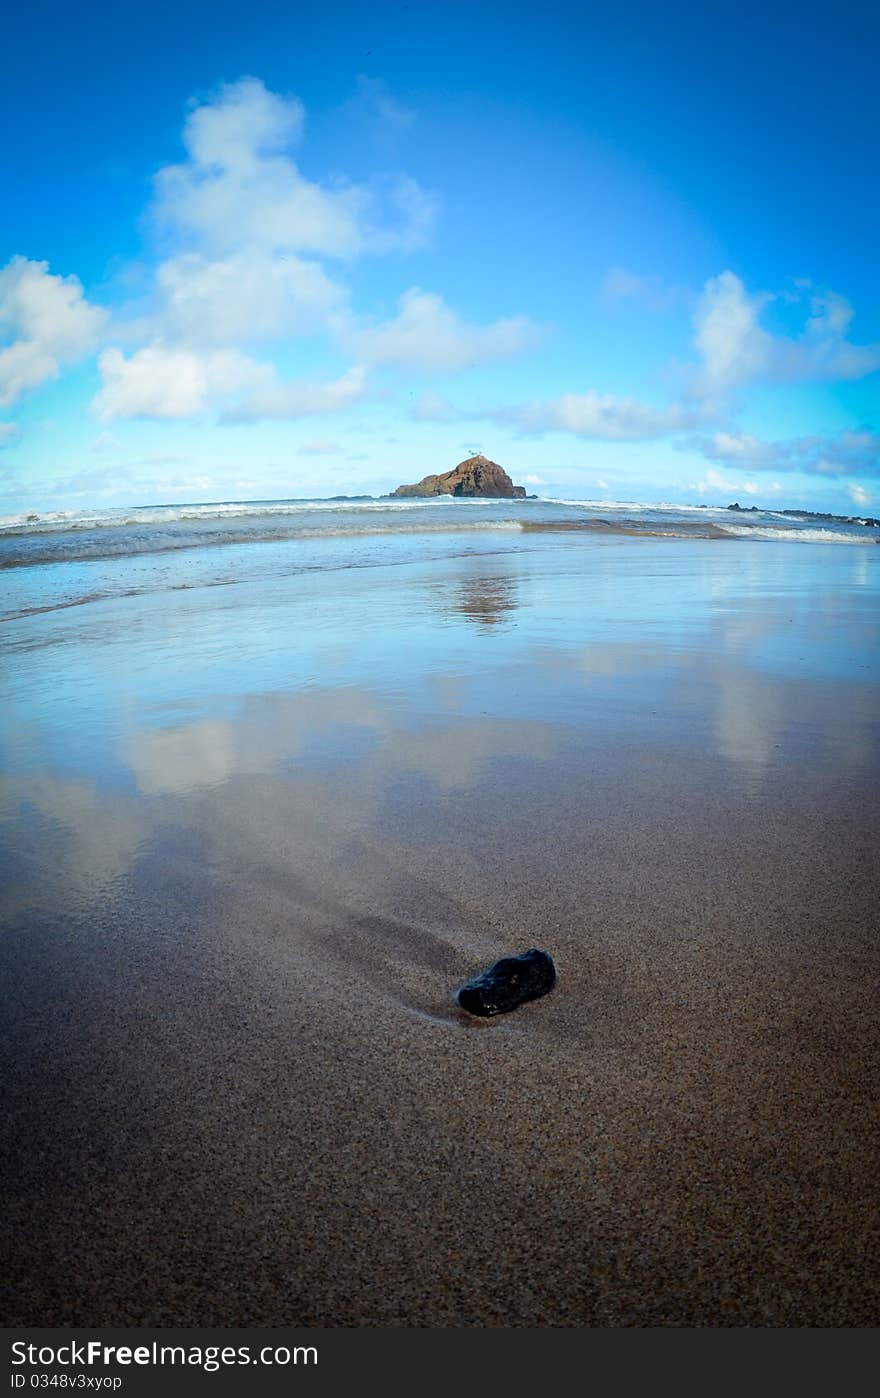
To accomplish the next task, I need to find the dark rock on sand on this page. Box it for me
[457,948,556,1017]
[391,454,527,499]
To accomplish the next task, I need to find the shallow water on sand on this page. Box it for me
[2,533,876,758]
[1,533,878,1325]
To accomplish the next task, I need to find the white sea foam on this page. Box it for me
[0,517,528,569]
[0,495,535,535]
[0,499,454,533]
[718,524,872,544]
[2,494,874,556]
[540,497,737,515]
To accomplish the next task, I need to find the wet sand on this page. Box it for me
[1,540,878,1325]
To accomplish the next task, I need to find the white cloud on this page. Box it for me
[696,430,778,469]
[694,428,880,479]
[413,383,705,441]
[349,289,535,373]
[769,283,880,381]
[95,344,366,423]
[151,77,435,260]
[848,483,871,507]
[11,457,302,507]
[94,346,272,420]
[150,250,345,347]
[807,289,853,338]
[185,75,305,168]
[90,78,449,424]
[690,271,880,394]
[495,389,707,440]
[480,270,880,445]
[223,365,367,422]
[0,257,106,407]
[691,271,773,395]
[692,466,765,498]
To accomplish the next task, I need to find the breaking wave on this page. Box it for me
[1,495,876,571]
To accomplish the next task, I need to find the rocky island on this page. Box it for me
[390,454,528,499]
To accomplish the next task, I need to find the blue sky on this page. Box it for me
[1,0,878,513]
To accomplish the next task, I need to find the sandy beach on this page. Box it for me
[2,527,878,1326]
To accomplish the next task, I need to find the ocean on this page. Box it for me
[1,494,877,625]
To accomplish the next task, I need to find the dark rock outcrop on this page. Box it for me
[780,508,880,528]
[457,948,556,1017]
[391,454,527,499]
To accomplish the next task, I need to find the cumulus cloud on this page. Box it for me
[91,78,456,422]
[807,289,853,337]
[185,74,305,167]
[0,257,106,407]
[149,250,346,348]
[94,346,272,420]
[848,483,871,507]
[458,269,880,445]
[691,271,773,395]
[349,289,536,373]
[151,77,435,260]
[691,466,777,498]
[693,428,880,479]
[0,78,527,435]
[689,271,880,395]
[692,430,778,470]
[95,344,366,423]
[410,383,710,442]
[767,282,880,382]
[493,389,709,440]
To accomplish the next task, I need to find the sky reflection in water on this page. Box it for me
[1,536,877,917]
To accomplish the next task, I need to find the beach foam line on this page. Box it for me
[0,495,526,536]
[539,497,741,515]
[0,519,528,569]
[717,524,876,544]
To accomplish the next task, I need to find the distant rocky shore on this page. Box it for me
[390,454,530,499]
[727,502,879,527]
